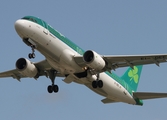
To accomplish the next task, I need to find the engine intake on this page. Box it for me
[83,50,106,71]
[16,58,38,77]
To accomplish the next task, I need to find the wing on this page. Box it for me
[0,69,25,80]
[103,54,167,69]
[0,59,64,81]
[133,92,167,100]
[74,54,167,71]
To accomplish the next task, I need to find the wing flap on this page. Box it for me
[133,92,167,100]
[63,75,74,84]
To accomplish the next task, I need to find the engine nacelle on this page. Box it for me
[16,58,38,78]
[83,50,106,71]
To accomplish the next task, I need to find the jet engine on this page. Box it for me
[16,58,38,77]
[83,50,106,71]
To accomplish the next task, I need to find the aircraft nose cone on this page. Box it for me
[15,19,24,32]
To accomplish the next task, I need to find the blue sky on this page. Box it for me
[0,0,167,120]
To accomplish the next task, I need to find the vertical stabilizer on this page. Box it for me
[121,66,143,91]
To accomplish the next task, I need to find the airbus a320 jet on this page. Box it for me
[1,16,167,105]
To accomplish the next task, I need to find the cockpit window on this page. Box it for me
[22,16,37,23]
[22,17,29,20]
[21,16,48,29]
[29,18,37,23]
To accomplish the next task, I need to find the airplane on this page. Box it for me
[0,16,167,106]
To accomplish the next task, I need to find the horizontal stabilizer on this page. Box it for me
[133,92,167,100]
[101,98,117,104]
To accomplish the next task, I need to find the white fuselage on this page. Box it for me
[15,19,136,105]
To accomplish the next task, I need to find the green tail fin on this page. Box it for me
[121,65,143,92]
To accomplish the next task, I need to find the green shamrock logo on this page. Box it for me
[128,66,139,84]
